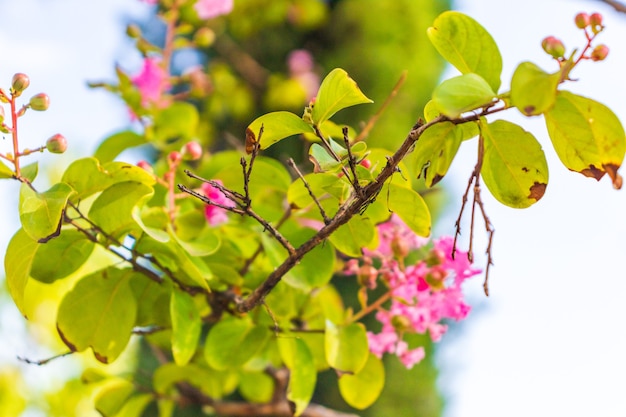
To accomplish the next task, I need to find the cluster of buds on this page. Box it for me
[541,12,608,63]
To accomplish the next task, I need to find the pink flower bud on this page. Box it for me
[137,160,153,172]
[11,73,30,97]
[359,159,372,169]
[181,141,203,161]
[168,151,182,165]
[591,44,609,61]
[46,134,67,154]
[590,12,603,27]
[574,12,590,29]
[29,93,50,111]
[541,36,566,59]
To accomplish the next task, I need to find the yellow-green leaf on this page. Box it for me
[414,121,463,187]
[386,183,431,237]
[246,111,313,152]
[0,160,13,178]
[277,337,316,416]
[544,91,626,188]
[4,228,38,317]
[328,215,376,257]
[338,353,385,410]
[432,73,496,119]
[510,62,560,116]
[427,11,503,92]
[57,267,137,363]
[325,321,369,374]
[94,378,134,417]
[480,119,549,208]
[312,68,373,124]
[19,182,74,242]
[31,229,95,283]
[170,289,201,366]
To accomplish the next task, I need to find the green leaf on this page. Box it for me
[21,162,38,182]
[328,215,376,257]
[94,378,134,417]
[311,68,373,124]
[544,91,626,188]
[170,289,201,366]
[31,229,95,283]
[238,371,274,403]
[19,182,74,242]
[427,11,503,92]
[386,183,431,237]
[132,206,170,243]
[424,101,479,141]
[432,73,496,118]
[246,111,313,151]
[57,267,137,363]
[154,102,199,143]
[325,321,369,374]
[62,157,155,201]
[277,337,316,416]
[287,172,350,209]
[4,228,38,317]
[153,363,237,400]
[114,394,153,417]
[338,353,385,410]
[510,62,560,116]
[0,160,13,178]
[170,225,220,257]
[94,130,148,163]
[414,121,463,187]
[204,317,270,370]
[480,119,549,208]
[89,181,154,239]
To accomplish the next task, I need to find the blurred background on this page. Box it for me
[0,0,625,416]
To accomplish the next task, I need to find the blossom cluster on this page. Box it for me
[345,215,480,369]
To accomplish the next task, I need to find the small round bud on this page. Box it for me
[194,27,216,48]
[46,134,67,154]
[0,106,5,124]
[29,93,50,111]
[137,160,153,172]
[168,150,182,165]
[11,73,30,97]
[590,12,603,27]
[575,12,590,29]
[541,36,566,59]
[359,159,372,169]
[126,23,142,39]
[181,141,203,161]
[591,44,609,61]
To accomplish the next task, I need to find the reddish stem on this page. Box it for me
[9,95,20,177]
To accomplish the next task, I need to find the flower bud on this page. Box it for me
[29,93,50,111]
[46,134,67,154]
[391,315,412,332]
[126,23,142,39]
[0,88,9,103]
[194,27,216,48]
[181,141,203,161]
[574,12,590,29]
[359,159,372,169]
[168,150,182,165]
[591,44,609,61]
[541,36,566,59]
[590,12,603,27]
[0,106,5,124]
[11,73,30,97]
[137,160,153,173]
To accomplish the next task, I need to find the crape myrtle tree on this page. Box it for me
[1,0,624,416]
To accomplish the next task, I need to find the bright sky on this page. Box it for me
[1,1,625,416]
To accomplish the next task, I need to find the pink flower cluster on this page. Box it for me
[131,57,171,110]
[195,0,233,20]
[345,215,480,369]
[201,180,233,226]
[287,49,320,101]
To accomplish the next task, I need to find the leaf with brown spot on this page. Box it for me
[480,119,549,208]
[545,91,626,188]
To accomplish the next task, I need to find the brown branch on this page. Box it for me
[599,0,626,13]
[236,111,493,313]
[342,126,364,198]
[18,351,73,366]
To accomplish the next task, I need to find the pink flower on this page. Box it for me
[365,214,428,259]
[287,49,320,101]
[395,341,425,369]
[141,0,158,4]
[194,0,233,20]
[201,180,234,226]
[131,57,170,109]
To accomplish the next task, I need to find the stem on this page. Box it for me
[9,95,20,177]
[351,291,392,323]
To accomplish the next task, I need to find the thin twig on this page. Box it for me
[287,158,330,224]
[600,0,626,13]
[342,126,363,197]
[239,208,292,276]
[353,71,407,142]
[18,351,73,366]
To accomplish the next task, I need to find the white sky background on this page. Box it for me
[0,1,625,416]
